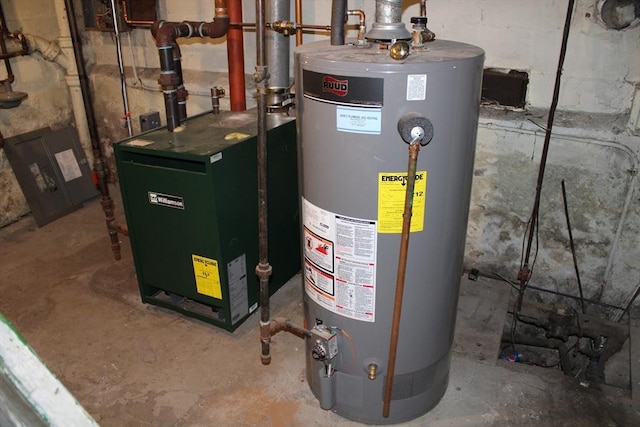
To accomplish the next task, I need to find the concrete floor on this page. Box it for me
[1,195,640,426]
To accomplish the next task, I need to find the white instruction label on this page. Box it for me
[336,106,382,135]
[406,74,427,101]
[54,149,82,182]
[302,198,377,322]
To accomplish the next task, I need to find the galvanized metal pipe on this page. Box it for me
[266,0,290,90]
[383,141,421,418]
[376,0,404,24]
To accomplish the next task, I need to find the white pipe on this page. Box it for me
[53,0,93,163]
[24,34,69,70]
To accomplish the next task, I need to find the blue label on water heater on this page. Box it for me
[336,107,382,135]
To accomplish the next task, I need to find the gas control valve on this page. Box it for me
[310,325,338,361]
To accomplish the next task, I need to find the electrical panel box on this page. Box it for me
[3,127,99,226]
[113,110,301,332]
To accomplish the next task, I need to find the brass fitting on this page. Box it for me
[368,363,378,380]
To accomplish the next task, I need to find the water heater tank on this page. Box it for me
[295,39,484,424]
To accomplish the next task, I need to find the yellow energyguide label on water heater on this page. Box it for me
[378,171,427,233]
[192,254,222,299]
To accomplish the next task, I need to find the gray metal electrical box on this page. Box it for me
[3,127,99,226]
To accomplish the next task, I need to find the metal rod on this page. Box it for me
[383,142,421,418]
[255,0,273,365]
[227,0,246,111]
[295,0,303,45]
[561,180,586,314]
[518,0,575,305]
[64,0,121,260]
[420,0,427,17]
[109,0,133,137]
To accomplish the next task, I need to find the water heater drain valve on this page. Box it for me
[310,325,339,361]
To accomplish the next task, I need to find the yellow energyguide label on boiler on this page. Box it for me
[377,171,427,233]
[192,254,222,299]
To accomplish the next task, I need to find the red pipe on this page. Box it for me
[227,0,246,111]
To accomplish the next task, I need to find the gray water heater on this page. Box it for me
[296,38,484,424]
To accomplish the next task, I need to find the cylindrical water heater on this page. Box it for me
[295,38,484,424]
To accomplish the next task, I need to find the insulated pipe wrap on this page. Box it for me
[330,0,347,45]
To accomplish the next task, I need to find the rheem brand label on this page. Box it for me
[148,191,185,210]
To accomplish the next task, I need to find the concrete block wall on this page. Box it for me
[0,0,639,313]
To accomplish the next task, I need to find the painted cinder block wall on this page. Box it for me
[0,0,638,313]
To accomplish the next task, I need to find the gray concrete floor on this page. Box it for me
[1,195,640,426]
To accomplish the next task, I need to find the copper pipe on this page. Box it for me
[347,9,366,42]
[230,22,256,27]
[382,142,421,418]
[227,1,246,111]
[295,0,303,45]
[120,0,154,26]
[215,0,229,18]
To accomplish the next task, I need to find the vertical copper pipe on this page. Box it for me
[215,0,229,17]
[295,0,303,46]
[383,143,421,418]
[227,0,246,111]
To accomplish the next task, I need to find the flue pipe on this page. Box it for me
[64,0,121,260]
[226,0,246,111]
[266,0,290,91]
[366,0,411,41]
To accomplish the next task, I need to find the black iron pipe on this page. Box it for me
[255,0,273,366]
[173,46,187,121]
[330,0,347,45]
[519,0,576,303]
[157,44,181,131]
[561,180,586,314]
[151,18,229,131]
[64,0,121,260]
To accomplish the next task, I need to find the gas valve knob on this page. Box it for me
[397,112,434,146]
[311,341,327,361]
